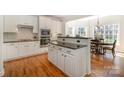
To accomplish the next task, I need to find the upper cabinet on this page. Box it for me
[4,16,18,33]
[39,16,51,29]
[32,16,38,33]
[0,16,3,34]
[51,20,62,40]
[17,15,38,33]
[17,15,33,26]
[4,15,38,33]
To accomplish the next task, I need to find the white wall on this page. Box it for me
[0,16,4,76]
[65,15,124,53]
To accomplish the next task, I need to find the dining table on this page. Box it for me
[91,41,113,54]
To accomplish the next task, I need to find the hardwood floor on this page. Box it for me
[4,54,66,77]
[3,53,124,77]
[89,53,124,77]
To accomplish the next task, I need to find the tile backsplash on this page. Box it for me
[3,28,39,41]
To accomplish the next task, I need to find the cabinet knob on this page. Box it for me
[63,39,65,41]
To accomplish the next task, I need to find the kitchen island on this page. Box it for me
[48,36,91,77]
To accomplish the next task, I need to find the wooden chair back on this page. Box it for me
[112,40,116,50]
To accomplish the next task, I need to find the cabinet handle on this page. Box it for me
[64,55,67,57]
[77,40,80,43]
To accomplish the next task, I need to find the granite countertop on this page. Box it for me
[58,36,91,39]
[50,41,87,50]
[4,39,40,43]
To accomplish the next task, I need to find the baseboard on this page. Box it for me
[0,69,4,77]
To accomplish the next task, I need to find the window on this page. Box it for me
[77,27,86,36]
[67,26,86,37]
[94,24,120,44]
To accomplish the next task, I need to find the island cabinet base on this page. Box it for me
[48,44,88,77]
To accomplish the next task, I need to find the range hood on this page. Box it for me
[17,24,33,29]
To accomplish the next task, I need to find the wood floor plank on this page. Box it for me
[3,53,124,77]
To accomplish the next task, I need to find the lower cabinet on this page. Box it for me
[5,43,18,60]
[58,51,75,76]
[48,45,58,66]
[3,41,47,61]
[57,50,65,72]
[64,54,75,76]
[48,44,80,76]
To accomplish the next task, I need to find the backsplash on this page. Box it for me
[3,28,39,41]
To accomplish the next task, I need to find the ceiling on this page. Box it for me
[51,15,92,21]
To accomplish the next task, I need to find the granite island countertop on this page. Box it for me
[50,41,87,50]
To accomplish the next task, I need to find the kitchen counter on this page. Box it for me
[50,41,87,50]
[4,39,40,43]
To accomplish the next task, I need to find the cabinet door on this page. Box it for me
[0,16,3,34]
[56,21,62,34]
[51,20,62,40]
[18,43,27,57]
[48,46,54,63]
[48,45,58,66]
[39,16,51,29]
[3,44,7,61]
[51,20,57,40]
[4,16,18,33]
[17,15,33,25]
[6,43,18,59]
[57,50,65,72]
[65,54,75,76]
[33,41,40,54]
[33,16,38,33]
[18,42,34,57]
[27,42,35,55]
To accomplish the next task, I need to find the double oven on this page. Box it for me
[40,29,51,46]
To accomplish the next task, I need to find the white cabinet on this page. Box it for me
[3,44,7,61]
[4,15,38,33]
[0,16,3,34]
[48,45,58,66]
[17,15,38,33]
[5,43,18,59]
[51,20,62,40]
[18,42,34,57]
[17,15,33,25]
[3,41,43,61]
[33,41,40,54]
[48,43,88,77]
[39,16,51,29]
[57,50,65,72]
[58,50,75,76]
[33,16,38,33]
[4,16,18,33]
[64,54,75,76]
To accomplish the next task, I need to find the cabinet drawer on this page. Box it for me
[57,46,65,52]
[63,48,75,55]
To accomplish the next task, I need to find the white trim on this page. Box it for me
[0,69,4,76]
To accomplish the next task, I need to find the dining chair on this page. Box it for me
[91,43,96,53]
[103,40,117,57]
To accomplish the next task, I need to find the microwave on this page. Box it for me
[40,29,50,36]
